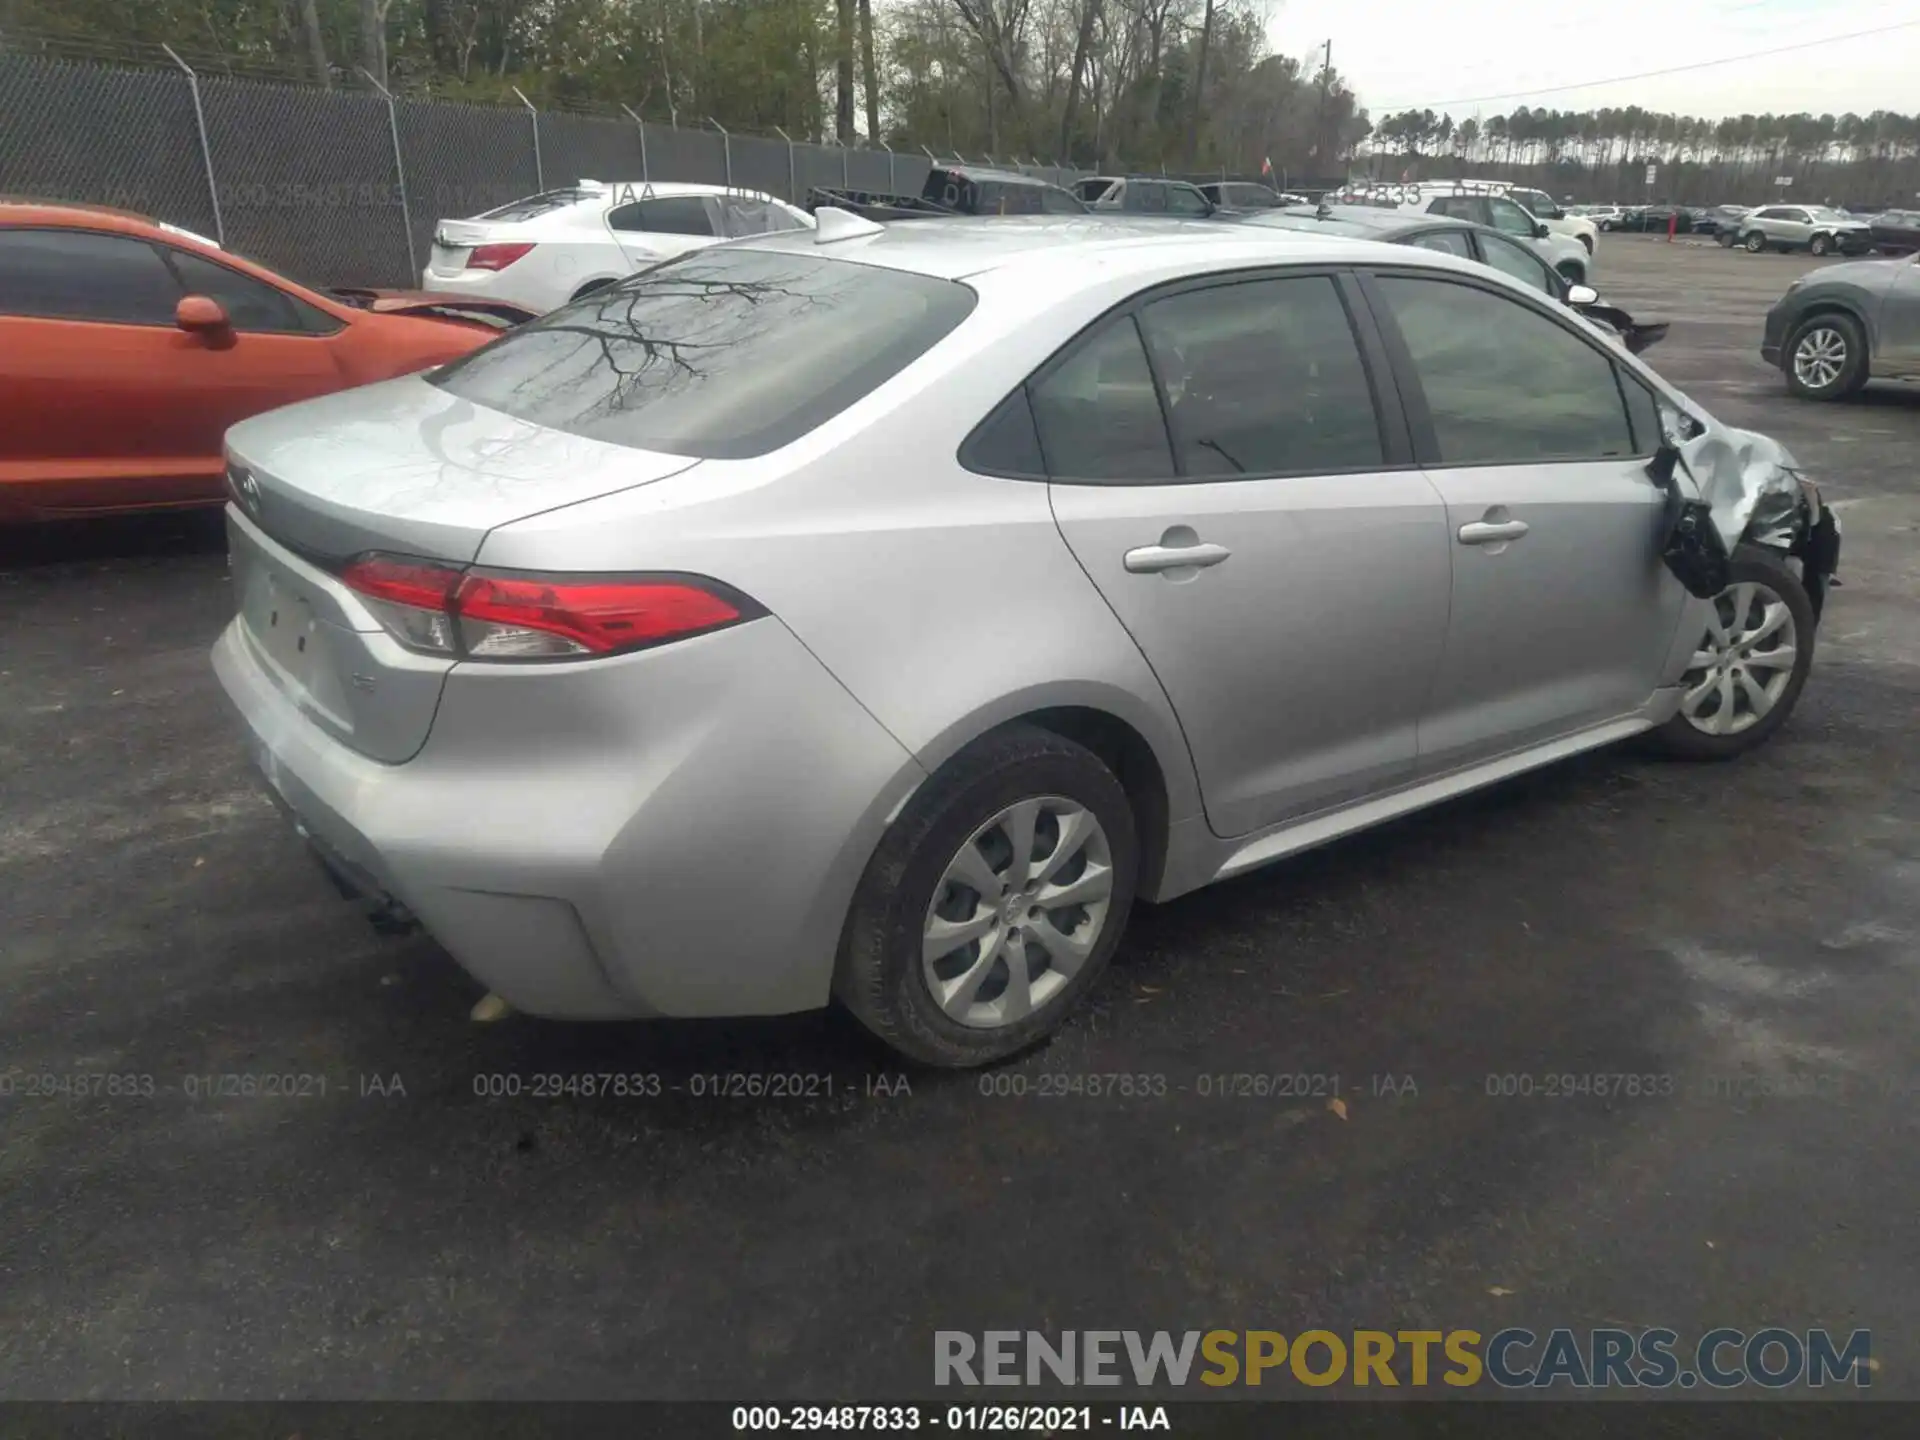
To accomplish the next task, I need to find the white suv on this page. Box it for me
[422,180,814,313]
[1326,180,1597,284]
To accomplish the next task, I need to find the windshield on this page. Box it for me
[428,248,977,459]
[1805,207,1849,222]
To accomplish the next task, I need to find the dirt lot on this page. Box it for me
[2,233,1918,1401]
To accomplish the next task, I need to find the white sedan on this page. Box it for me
[421,180,814,313]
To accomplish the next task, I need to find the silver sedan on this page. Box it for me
[213,214,1841,1066]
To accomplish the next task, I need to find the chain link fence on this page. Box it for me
[0,47,1104,288]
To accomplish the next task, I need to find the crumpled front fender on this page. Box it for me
[1676,421,1809,554]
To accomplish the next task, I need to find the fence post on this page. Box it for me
[881,142,895,192]
[359,68,417,282]
[161,44,224,245]
[621,105,650,183]
[774,126,797,202]
[705,118,732,191]
[840,139,850,188]
[511,86,542,190]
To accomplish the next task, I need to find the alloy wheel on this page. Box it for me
[1792,327,1848,392]
[1679,581,1799,737]
[921,796,1115,1030]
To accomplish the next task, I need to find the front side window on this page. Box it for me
[429,249,975,460]
[608,196,716,236]
[720,198,802,235]
[1028,316,1174,481]
[1485,196,1538,237]
[1138,276,1384,477]
[1373,275,1634,465]
[1037,186,1088,215]
[0,228,181,325]
[165,249,322,333]
[1166,186,1211,216]
[1477,231,1555,294]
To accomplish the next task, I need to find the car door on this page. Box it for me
[0,226,201,514]
[606,194,720,268]
[1359,268,1687,774]
[1874,255,1920,377]
[1775,208,1812,246]
[1040,271,1453,838]
[154,245,349,454]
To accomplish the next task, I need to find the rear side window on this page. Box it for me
[1406,229,1474,258]
[0,228,180,325]
[1139,276,1383,477]
[477,188,598,221]
[1427,195,1481,223]
[720,198,805,235]
[1029,316,1174,481]
[428,249,976,459]
[608,196,716,236]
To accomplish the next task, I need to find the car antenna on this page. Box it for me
[812,206,887,244]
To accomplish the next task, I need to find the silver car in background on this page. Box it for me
[1735,205,1877,256]
[213,214,1839,1067]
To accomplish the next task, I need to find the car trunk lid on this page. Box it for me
[427,218,503,276]
[225,374,700,566]
[223,378,700,762]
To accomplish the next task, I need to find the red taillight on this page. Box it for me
[466,242,536,272]
[339,554,754,662]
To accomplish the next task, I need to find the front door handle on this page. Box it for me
[1458,519,1530,545]
[1124,540,1232,573]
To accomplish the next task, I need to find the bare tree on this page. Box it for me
[293,0,330,86]
[858,0,881,142]
[836,0,856,141]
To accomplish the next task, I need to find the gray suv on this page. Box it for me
[1736,205,1875,257]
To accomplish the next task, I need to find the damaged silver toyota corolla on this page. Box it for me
[212,218,1841,1066]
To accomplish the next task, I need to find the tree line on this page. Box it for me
[1365,105,1920,208]
[1,0,1368,177]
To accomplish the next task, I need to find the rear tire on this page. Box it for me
[1644,545,1816,762]
[569,277,619,301]
[1783,311,1869,401]
[836,725,1140,1068]
[1743,230,1767,253]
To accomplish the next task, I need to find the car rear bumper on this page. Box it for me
[212,600,925,1020]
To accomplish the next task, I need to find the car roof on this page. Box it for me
[1231,204,1478,241]
[566,180,782,201]
[0,198,172,234]
[937,165,1066,188]
[731,212,1465,282]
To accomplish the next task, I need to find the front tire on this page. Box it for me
[1645,545,1816,761]
[1783,312,1868,401]
[1743,230,1767,253]
[1579,233,1594,255]
[1809,233,1832,257]
[1556,259,1586,285]
[836,725,1140,1068]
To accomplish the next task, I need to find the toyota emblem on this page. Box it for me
[237,468,261,513]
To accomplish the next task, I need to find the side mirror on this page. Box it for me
[1566,283,1599,306]
[176,294,234,346]
[1533,222,1551,239]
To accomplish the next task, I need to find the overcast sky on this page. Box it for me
[1265,0,1920,122]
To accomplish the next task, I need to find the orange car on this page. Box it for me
[0,201,538,521]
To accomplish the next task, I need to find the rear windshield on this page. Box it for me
[427,248,977,459]
[475,188,599,221]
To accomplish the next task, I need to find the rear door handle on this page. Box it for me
[1124,541,1232,573]
[1457,519,1530,545]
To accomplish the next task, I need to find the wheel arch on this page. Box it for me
[1787,298,1878,360]
[899,685,1203,902]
